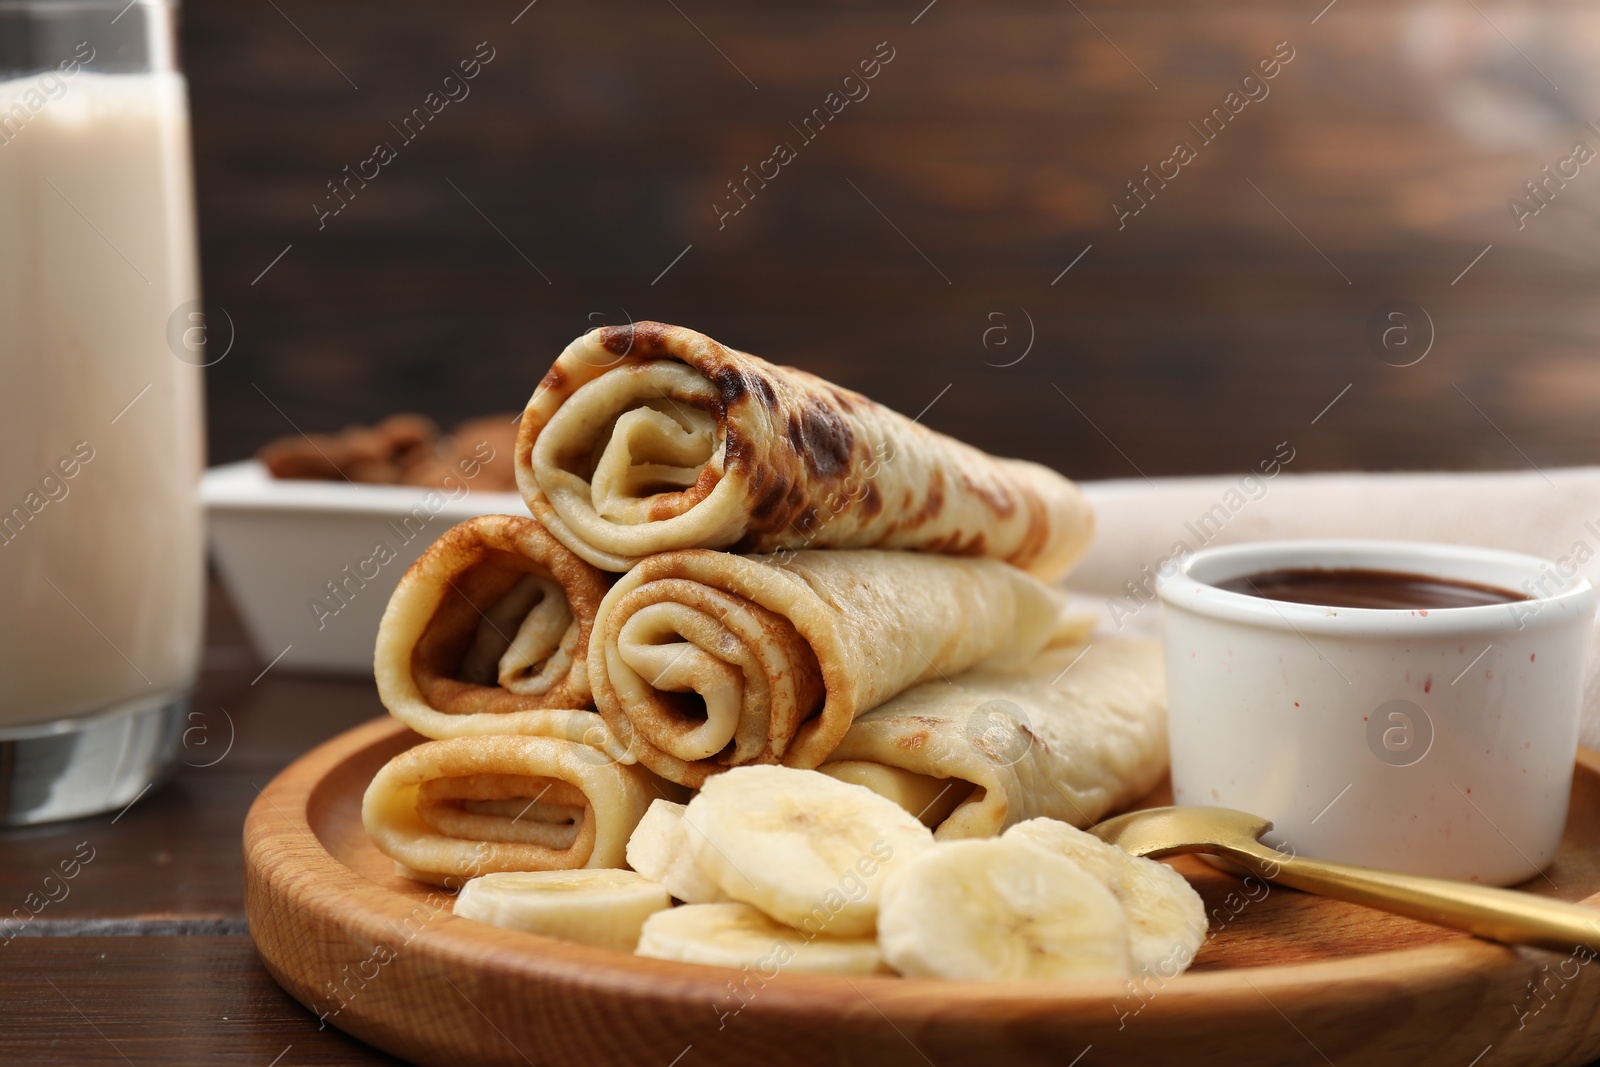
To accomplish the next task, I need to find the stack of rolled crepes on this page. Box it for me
[363,321,1169,884]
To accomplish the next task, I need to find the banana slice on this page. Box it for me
[682,765,936,938]
[877,837,1131,980]
[453,869,671,952]
[1004,817,1206,976]
[625,799,728,904]
[636,901,887,974]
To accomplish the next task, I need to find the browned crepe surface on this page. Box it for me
[515,322,1093,579]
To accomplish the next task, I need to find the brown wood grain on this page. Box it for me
[182,0,1600,483]
[245,717,1600,1067]
[0,935,408,1066]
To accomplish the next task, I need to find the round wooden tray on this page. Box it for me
[245,718,1600,1067]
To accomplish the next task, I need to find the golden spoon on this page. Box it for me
[1089,805,1600,953]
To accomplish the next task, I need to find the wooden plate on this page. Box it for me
[245,718,1600,1067]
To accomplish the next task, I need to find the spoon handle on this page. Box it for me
[1232,842,1600,953]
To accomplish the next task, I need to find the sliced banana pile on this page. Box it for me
[671,763,937,939]
[1004,817,1208,976]
[451,765,1207,981]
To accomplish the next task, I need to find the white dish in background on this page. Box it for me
[201,460,526,675]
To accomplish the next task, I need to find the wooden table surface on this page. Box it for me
[6,579,1598,1067]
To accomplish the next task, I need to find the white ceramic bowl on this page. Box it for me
[201,461,526,674]
[1157,539,1596,885]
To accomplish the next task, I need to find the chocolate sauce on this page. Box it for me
[1215,566,1529,610]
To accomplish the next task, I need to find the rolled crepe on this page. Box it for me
[820,640,1168,839]
[588,548,1064,787]
[515,321,1094,579]
[362,723,674,886]
[374,515,613,740]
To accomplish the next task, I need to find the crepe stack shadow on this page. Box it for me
[360,321,1167,883]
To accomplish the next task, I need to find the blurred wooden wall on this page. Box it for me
[185,0,1600,481]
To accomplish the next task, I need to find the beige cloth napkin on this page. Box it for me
[1068,468,1600,748]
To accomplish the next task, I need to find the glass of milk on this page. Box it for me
[0,0,205,823]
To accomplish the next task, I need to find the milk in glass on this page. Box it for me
[0,6,205,821]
